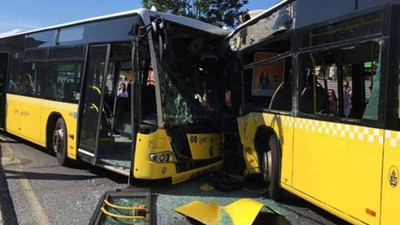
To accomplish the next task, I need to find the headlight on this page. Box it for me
[149,152,176,163]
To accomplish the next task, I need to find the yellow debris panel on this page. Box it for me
[175,201,221,225]
[225,198,264,225]
[175,198,264,225]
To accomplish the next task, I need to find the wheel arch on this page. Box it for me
[46,112,65,149]
[254,125,281,154]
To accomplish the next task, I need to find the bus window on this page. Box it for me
[139,44,157,124]
[25,30,57,48]
[298,41,381,120]
[45,62,82,102]
[154,21,223,127]
[22,62,44,97]
[240,37,292,113]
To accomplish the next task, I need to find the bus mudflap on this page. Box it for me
[89,188,151,225]
[175,198,263,225]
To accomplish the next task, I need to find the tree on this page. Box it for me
[141,0,249,29]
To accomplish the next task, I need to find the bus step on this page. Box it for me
[89,188,151,225]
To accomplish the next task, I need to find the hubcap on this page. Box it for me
[53,127,64,153]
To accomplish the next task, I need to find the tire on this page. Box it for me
[259,134,282,200]
[52,118,69,166]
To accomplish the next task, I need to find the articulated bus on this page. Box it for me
[0,9,228,183]
[226,0,400,224]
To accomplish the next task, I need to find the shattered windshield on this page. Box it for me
[154,21,223,127]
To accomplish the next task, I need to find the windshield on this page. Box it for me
[153,20,224,128]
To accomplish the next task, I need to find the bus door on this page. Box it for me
[96,43,134,176]
[78,43,136,176]
[0,53,8,129]
[78,44,111,164]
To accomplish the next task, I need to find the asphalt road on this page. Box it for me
[0,132,350,225]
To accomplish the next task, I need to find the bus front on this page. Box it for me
[133,14,228,183]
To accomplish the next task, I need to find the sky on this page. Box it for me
[0,0,279,34]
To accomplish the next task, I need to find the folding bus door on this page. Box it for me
[78,45,111,164]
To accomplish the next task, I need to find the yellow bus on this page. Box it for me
[226,0,399,224]
[0,9,228,183]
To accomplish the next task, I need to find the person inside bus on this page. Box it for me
[343,82,352,118]
[21,73,34,96]
[328,89,338,114]
[8,77,17,93]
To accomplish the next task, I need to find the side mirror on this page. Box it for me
[137,17,168,60]
[151,20,165,34]
[151,18,167,61]
[151,21,158,34]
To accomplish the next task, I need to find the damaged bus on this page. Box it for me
[226,0,400,224]
[0,9,228,183]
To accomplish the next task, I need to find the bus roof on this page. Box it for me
[0,8,229,39]
[228,0,398,39]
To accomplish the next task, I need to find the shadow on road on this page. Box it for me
[0,144,19,225]
[3,169,101,181]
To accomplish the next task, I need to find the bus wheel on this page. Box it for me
[260,135,282,200]
[52,118,69,166]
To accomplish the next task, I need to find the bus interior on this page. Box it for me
[79,41,155,174]
[298,41,381,120]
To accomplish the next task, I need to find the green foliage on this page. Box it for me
[141,0,249,28]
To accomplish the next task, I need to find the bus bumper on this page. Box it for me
[171,160,224,184]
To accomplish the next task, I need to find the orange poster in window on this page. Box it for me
[252,52,285,96]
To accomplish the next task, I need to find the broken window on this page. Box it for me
[299,12,382,48]
[229,2,295,51]
[154,21,223,127]
[298,41,382,121]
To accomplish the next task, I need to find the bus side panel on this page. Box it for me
[381,130,400,225]
[292,118,383,225]
[20,96,42,144]
[6,94,43,145]
[237,112,294,185]
[6,94,21,135]
[41,99,78,160]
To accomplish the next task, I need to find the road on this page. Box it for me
[0,132,350,225]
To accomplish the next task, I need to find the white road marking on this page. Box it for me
[0,135,51,225]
